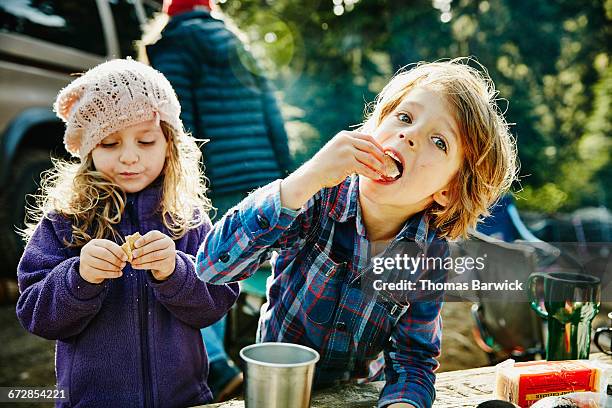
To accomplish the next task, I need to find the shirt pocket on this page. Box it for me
[359,299,407,360]
[300,243,347,325]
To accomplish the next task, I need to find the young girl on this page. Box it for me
[196,58,518,408]
[16,59,239,407]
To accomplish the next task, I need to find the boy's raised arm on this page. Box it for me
[196,131,386,284]
[281,130,385,210]
[195,179,310,284]
[279,164,322,210]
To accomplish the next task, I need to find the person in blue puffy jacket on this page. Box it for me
[141,0,293,399]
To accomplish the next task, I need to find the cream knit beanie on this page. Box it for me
[54,58,183,159]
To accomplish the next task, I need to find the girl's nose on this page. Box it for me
[120,147,139,164]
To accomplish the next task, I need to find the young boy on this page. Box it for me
[196,58,517,408]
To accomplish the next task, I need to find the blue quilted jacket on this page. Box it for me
[146,10,292,195]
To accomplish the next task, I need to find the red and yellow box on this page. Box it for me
[495,359,601,407]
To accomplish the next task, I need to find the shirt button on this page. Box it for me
[335,321,347,331]
[219,253,230,263]
[256,214,270,229]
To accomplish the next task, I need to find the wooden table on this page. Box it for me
[199,353,611,408]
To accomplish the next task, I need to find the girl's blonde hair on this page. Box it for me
[22,121,211,247]
[362,57,518,240]
[137,12,169,64]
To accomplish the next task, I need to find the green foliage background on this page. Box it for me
[220,0,611,213]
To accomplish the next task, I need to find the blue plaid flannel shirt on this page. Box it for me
[196,176,448,408]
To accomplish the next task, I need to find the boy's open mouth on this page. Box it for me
[381,150,403,181]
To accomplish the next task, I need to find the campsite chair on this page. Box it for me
[466,194,569,364]
[528,207,612,318]
[452,230,547,365]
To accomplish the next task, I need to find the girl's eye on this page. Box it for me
[397,112,412,124]
[139,141,155,145]
[101,142,117,148]
[432,136,447,153]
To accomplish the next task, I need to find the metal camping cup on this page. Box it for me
[240,342,320,408]
[594,311,612,355]
[527,272,601,360]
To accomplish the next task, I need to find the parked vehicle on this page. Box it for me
[0,0,160,284]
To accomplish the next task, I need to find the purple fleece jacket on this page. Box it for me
[16,183,239,408]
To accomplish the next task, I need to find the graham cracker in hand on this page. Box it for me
[121,232,142,262]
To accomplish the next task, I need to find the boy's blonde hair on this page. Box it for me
[362,58,518,240]
[22,121,211,247]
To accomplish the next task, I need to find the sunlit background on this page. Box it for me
[219,0,610,214]
[0,0,609,392]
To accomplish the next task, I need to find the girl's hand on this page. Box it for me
[79,239,127,284]
[307,130,386,188]
[131,230,176,281]
[280,131,385,210]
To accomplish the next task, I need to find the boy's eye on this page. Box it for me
[397,112,412,124]
[432,136,447,153]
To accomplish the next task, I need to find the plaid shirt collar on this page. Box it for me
[328,175,434,249]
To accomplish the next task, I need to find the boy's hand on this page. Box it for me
[79,239,127,284]
[131,230,176,281]
[281,131,385,210]
[308,131,385,188]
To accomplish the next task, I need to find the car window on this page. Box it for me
[0,0,106,56]
[108,0,142,57]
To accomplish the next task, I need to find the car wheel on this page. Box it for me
[0,150,52,278]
